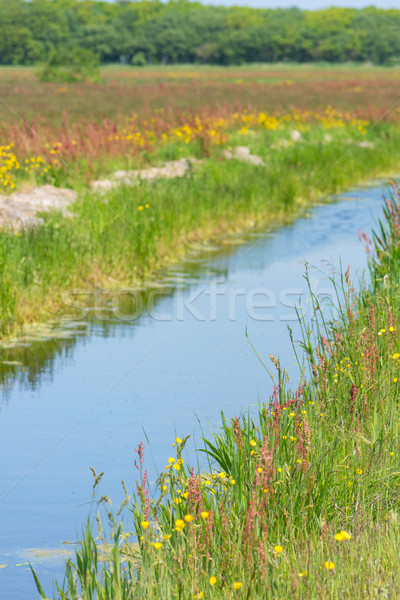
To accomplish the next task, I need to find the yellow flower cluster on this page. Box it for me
[0,145,19,190]
[0,144,52,191]
[1,105,372,192]
[98,106,369,154]
[319,106,369,134]
[232,106,368,135]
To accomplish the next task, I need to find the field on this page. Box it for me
[1,64,400,126]
[1,65,400,338]
[2,65,400,598]
[1,64,399,189]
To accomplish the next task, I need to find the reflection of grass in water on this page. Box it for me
[0,322,86,390]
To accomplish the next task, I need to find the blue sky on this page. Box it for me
[200,1,397,7]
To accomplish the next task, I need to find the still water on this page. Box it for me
[0,182,391,598]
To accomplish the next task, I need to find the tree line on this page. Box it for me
[1,0,400,67]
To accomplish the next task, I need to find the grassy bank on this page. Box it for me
[1,115,400,338]
[33,185,400,599]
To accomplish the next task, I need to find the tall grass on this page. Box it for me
[33,184,400,599]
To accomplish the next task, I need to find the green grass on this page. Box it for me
[2,121,400,339]
[32,180,400,599]
[1,64,399,128]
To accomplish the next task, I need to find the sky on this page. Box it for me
[200,1,397,8]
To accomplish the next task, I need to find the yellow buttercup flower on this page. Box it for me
[201,511,209,520]
[154,542,162,549]
[334,531,351,541]
[234,582,243,590]
[141,520,150,529]
[274,545,283,554]
[175,519,185,531]
[250,440,257,447]
[184,514,193,523]
[325,561,335,570]
[209,576,217,585]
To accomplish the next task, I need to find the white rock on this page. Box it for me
[234,146,251,158]
[290,130,302,142]
[0,185,77,229]
[222,146,265,166]
[91,158,200,193]
[358,141,375,149]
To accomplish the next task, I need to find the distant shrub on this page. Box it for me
[131,51,147,67]
[39,48,100,83]
[386,56,400,67]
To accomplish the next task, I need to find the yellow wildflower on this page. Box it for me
[334,531,351,541]
[184,514,193,523]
